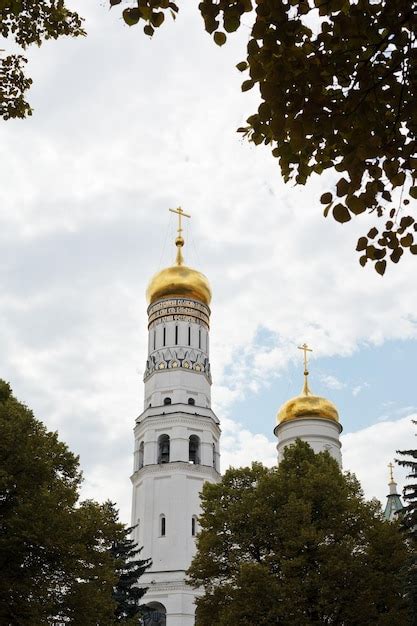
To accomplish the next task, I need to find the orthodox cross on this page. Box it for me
[298,342,312,375]
[388,462,395,482]
[169,206,191,239]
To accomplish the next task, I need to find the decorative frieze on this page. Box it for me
[144,347,211,381]
[148,298,210,330]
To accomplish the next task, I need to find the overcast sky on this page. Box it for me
[1,1,416,523]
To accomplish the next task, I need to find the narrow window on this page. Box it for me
[153,330,156,350]
[212,443,216,469]
[192,516,197,536]
[163,327,166,347]
[188,397,195,406]
[189,435,200,464]
[188,326,191,346]
[158,435,170,464]
[163,397,171,405]
[175,325,178,345]
[138,441,144,470]
[198,328,201,349]
[160,515,166,537]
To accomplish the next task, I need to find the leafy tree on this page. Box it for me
[112,0,417,274]
[188,441,409,625]
[397,425,417,625]
[0,1,85,120]
[0,379,150,624]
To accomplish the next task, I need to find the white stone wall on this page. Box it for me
[131,297,220,625]
[275,417,342,466]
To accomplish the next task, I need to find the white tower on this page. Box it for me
[131,208,221,626]
[274,344,342,466]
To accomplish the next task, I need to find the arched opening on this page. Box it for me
[160,514,166,537]
[158,434,170,464]
[189,435,200,465]
[191,515,198,536]
[138,441,144,470]
[188,397,195,406]
[163,397,171,405]
[142,602,167,626]
[212,442,216,469]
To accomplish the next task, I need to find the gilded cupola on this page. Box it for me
[277,343,339,424]
[146,207,212,306]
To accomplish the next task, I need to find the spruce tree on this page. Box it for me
[111,519,151,622]
[397,423,417,625]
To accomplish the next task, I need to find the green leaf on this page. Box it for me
[320,192,332,204]
[214,31,227,46]
[356,237,367,251]
[332,203,351,223]
[144,24,154,36]
[151,12,165,27]
[242,79,255,92]
[236,61,248,72]
[375,260,386,275]
[123,8,141,26]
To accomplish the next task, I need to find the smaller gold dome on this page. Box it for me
[277,374,339,424]
[277,392,339,424]
[146,231,211,306]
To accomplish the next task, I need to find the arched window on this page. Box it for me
[188,326,191,346]
[175,324,178,345]
[188,397,195,406]
[163,397,171,405]
[198,328,201,349]
[153,329,156,350]
[158,435,170,464]
[212,442,216,469]
[163,326,166,347]
[189,435,200,464]
[138,441,144,469]
[191,515,197,536]
[143,602,167,626]
[160,514,166,537]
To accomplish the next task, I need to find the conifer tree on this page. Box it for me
[111,520,151,622]
[397,424,417,625]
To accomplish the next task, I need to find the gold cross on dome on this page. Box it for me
[169,206,191,238]
[298,342,313,374]
[388,462,395,482]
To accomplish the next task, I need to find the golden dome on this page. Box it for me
[277,377,339,424]
[146,234,211,306]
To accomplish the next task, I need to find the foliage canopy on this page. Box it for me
[112,0,417,274]
[0,379,150,624]
[188,441,409,625]
[0,0,84,119]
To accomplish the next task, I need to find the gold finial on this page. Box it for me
[169,207,191,266]
[298,343,313,396]
[388,462,395,483]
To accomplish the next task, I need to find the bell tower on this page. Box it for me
[131,209,221,626]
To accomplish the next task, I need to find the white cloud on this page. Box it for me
[320,374,346,390]
[342,414,416,505]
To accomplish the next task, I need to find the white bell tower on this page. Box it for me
[131,208,221,626]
